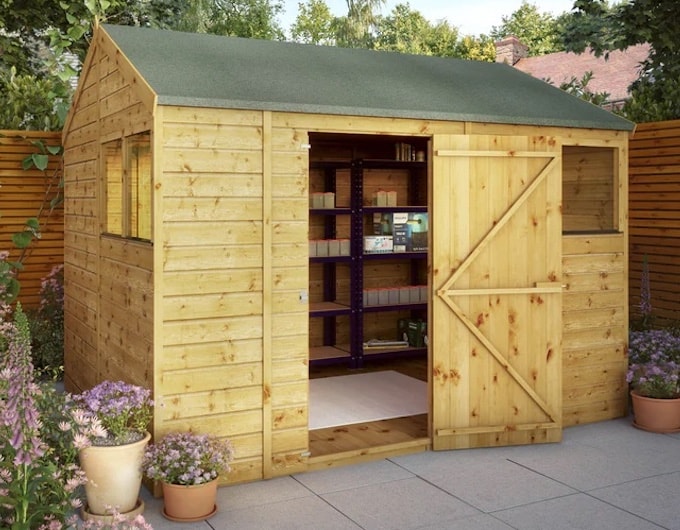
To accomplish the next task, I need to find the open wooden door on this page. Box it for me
[431,134,562,450]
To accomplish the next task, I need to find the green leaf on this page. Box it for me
[32,154,49,171]
[46,145,62,155]
[25,218,40,230]
[12,232,33,249]
[21,156,33,170]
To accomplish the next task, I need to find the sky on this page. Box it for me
[277,0,577,37]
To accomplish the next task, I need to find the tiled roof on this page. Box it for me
[513,43,650,103]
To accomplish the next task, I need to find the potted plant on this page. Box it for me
[74,380,154,520]
[142,431,234,522]
[627,329,680,432]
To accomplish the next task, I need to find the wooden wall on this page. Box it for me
[629,119,680,324]
[561,234,628,426]
[0,130,63,308]
[155,106,309,483]
[62,32,154,394]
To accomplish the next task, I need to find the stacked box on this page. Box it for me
[392,213,428,252]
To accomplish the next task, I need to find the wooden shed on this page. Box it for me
[62,24,633,484]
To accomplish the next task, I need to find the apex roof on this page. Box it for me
[100,24,634,131]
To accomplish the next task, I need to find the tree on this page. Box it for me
[373,4,434,55]
[188,0,285,40]
[490,1,564,56]
[335,0,386,48]
[564,0,680,122]
[454,35,495,62]
[290,0,335,45]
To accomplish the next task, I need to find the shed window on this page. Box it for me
[103,132,152,241]
[562,146,618,233]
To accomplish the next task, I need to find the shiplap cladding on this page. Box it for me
[62,22,631,483]
[0,130,63,308]
[62,33,154,393]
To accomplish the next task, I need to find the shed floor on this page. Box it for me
[308,355,429,459]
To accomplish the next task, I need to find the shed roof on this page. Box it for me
[101,24,634,131]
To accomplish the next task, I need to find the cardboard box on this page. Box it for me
[364,236,393,254]
[323,192,335,208]
[311,193,325,208]
[339,239,351,256]
[327,239,340,256]
[316,239,329,256]
[392,212,428,252]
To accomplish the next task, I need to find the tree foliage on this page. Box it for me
[490,1,564,56]
[290,0,335,44]
[564,0,680,122]
[335,0,385,48]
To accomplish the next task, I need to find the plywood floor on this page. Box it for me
[309,355,429,458]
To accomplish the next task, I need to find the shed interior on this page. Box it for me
[303,132,622,460]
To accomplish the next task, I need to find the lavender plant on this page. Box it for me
[74,380,153,446]
[142,432,234,486]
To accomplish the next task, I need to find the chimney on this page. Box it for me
[495,36,528,65]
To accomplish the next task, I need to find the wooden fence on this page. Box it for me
[629,119,680,325]
[0,130,64,308]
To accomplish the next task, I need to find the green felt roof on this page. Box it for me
[101,24,634,131]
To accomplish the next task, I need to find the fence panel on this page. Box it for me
[629,119,680,324]
[0,130,63,308]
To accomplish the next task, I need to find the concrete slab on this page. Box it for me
[590,471,680,530]
[493,493,664,530]
[320,476,480,529]
[294,459,415,494]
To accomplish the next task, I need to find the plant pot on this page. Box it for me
[81,499,145,522]
[630,391,680,433]
[161,478,219,522]
[78,431,151,516]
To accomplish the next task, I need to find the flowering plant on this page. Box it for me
[143,432,234,485]
[627,329,680,399]
[74,380,153,446]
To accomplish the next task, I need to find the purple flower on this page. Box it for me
[74,380,153,445]
[628,329,680,398]
[142,431,234,485]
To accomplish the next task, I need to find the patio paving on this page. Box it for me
[136,416,680,529]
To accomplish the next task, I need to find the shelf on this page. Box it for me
[362,252,427,260]
[362,345,427,357]
[309,345,351,362]
[363,205,427,214]
[309,155,428,368]
[362,302,427,313]
[310,301,352,317]
[310,255,352,263]
[310,207,352,215]
[357,159,427,170]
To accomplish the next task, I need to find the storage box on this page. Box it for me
[372,190,388,206]
[327,239,340,256]
[388,288,400,304]
[387,190,398,206]
[311,193,325,208]
[323,192,335,208]
[378,289,390,305]
[399,288,411,304]
[373,213,392,235]
[364,236,393,254]
[339,239,351,256]
[316,239,329,256]
[398,318,427,347]
[309,240,317,257]
[392,212,428,252]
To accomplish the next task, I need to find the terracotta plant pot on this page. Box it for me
[630,391,680,433]
[78,431,151,516]
[161,478,219,522]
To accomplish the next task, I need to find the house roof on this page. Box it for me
[513,44,650,104]
[101,24,634,132]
